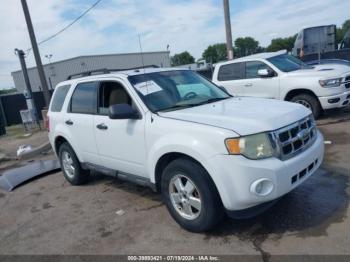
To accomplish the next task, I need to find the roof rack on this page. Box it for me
[66,65,159,80]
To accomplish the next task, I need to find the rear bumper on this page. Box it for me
[208,130,324,211]
[319,90,350,109]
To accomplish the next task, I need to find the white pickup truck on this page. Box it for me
[212,51,350,118]
[48,68,324,232]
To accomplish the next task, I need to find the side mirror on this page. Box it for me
[109,104,140,120]
[258,69,274,77]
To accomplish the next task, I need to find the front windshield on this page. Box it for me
[128,70,230,112]
[267,54,311,72]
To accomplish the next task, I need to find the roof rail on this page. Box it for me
[66,65,159,80]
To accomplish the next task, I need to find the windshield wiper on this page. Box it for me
[197,97,229,105]
[156,97,229,113]
[155,104,197,112]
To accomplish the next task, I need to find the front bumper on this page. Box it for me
[208,130,324,211]
[319,90,350,109]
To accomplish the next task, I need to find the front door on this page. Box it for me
[240,61,280,99]
[93,80,147,177]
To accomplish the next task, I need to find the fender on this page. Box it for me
[281,87,319,101]
[147,133,223,185]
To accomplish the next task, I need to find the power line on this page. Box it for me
[26,0,103,53]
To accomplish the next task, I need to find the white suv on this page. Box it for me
[212,51,350,118]
[48,68,324,232]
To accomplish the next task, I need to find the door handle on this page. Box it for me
[244,83,253,87]
[96,123,108,130]
[65,120,73,126]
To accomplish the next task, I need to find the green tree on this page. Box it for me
[336,19,350,45]
[0,88,16,95]
[202,43,227,63]
[266,35,297,52]
[234,37,261,57]
[171,51,195,66]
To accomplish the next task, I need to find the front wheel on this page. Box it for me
[290,94,322,119]
[161,158,224,232]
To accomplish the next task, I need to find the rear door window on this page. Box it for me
[70,82,97,114]
[217,62,245,81]
[50,85,70,112]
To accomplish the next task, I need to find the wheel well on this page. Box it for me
[284,89,318,101]
[54,136,69,154]
[155,153,202,192]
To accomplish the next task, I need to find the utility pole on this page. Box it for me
[20,0,51,107]
[223,0,234,60]
[14,49,40,128]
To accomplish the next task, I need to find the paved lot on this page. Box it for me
[0,109,349,257]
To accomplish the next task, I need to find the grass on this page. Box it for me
[4,122,44,139]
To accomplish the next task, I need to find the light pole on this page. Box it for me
[45,54,53,64]
[45,54,54,89]
[14,48,40,128]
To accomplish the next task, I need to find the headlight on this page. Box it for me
[225,133,277,160]
[319,77,342,87]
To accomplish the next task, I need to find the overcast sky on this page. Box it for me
[0,0,349,89]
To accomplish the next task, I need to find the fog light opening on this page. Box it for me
[250,179,274,196]
[328,98,340,104]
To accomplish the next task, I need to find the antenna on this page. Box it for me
[138,34,146,74]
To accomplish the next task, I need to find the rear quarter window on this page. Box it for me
[217,62,245,81]
[50,85,71,112]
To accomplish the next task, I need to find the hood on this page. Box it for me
[288,64,350,79]
[158,97,310,136]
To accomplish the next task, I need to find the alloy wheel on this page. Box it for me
[62,151,75,178]
[169,174,202,220]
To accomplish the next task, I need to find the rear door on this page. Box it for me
[216,62,245,96]
[240,61,279,99]
[64,81,100,165]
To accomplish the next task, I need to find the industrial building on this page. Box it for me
[11,51,170,93]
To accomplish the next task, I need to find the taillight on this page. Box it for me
[45,115,50,132]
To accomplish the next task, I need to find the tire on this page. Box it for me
[58,142,89,185]
[290,94,322,119]
[161,158,224,232]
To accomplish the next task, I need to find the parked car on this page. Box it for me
[48,68,324,232]
[212,51,350,118]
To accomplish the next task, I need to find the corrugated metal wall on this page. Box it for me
[11,51,170,93]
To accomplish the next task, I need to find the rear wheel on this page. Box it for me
[291,94,322,119]
[58,142,89,185]
[161,158,224,232]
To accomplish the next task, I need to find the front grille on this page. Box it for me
[273,115,317,160]
[345,75,350,89]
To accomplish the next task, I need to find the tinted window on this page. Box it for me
[50,85,70,112]
[218,62,245,81]
[70,82,97,114]
[246,61,272,78]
